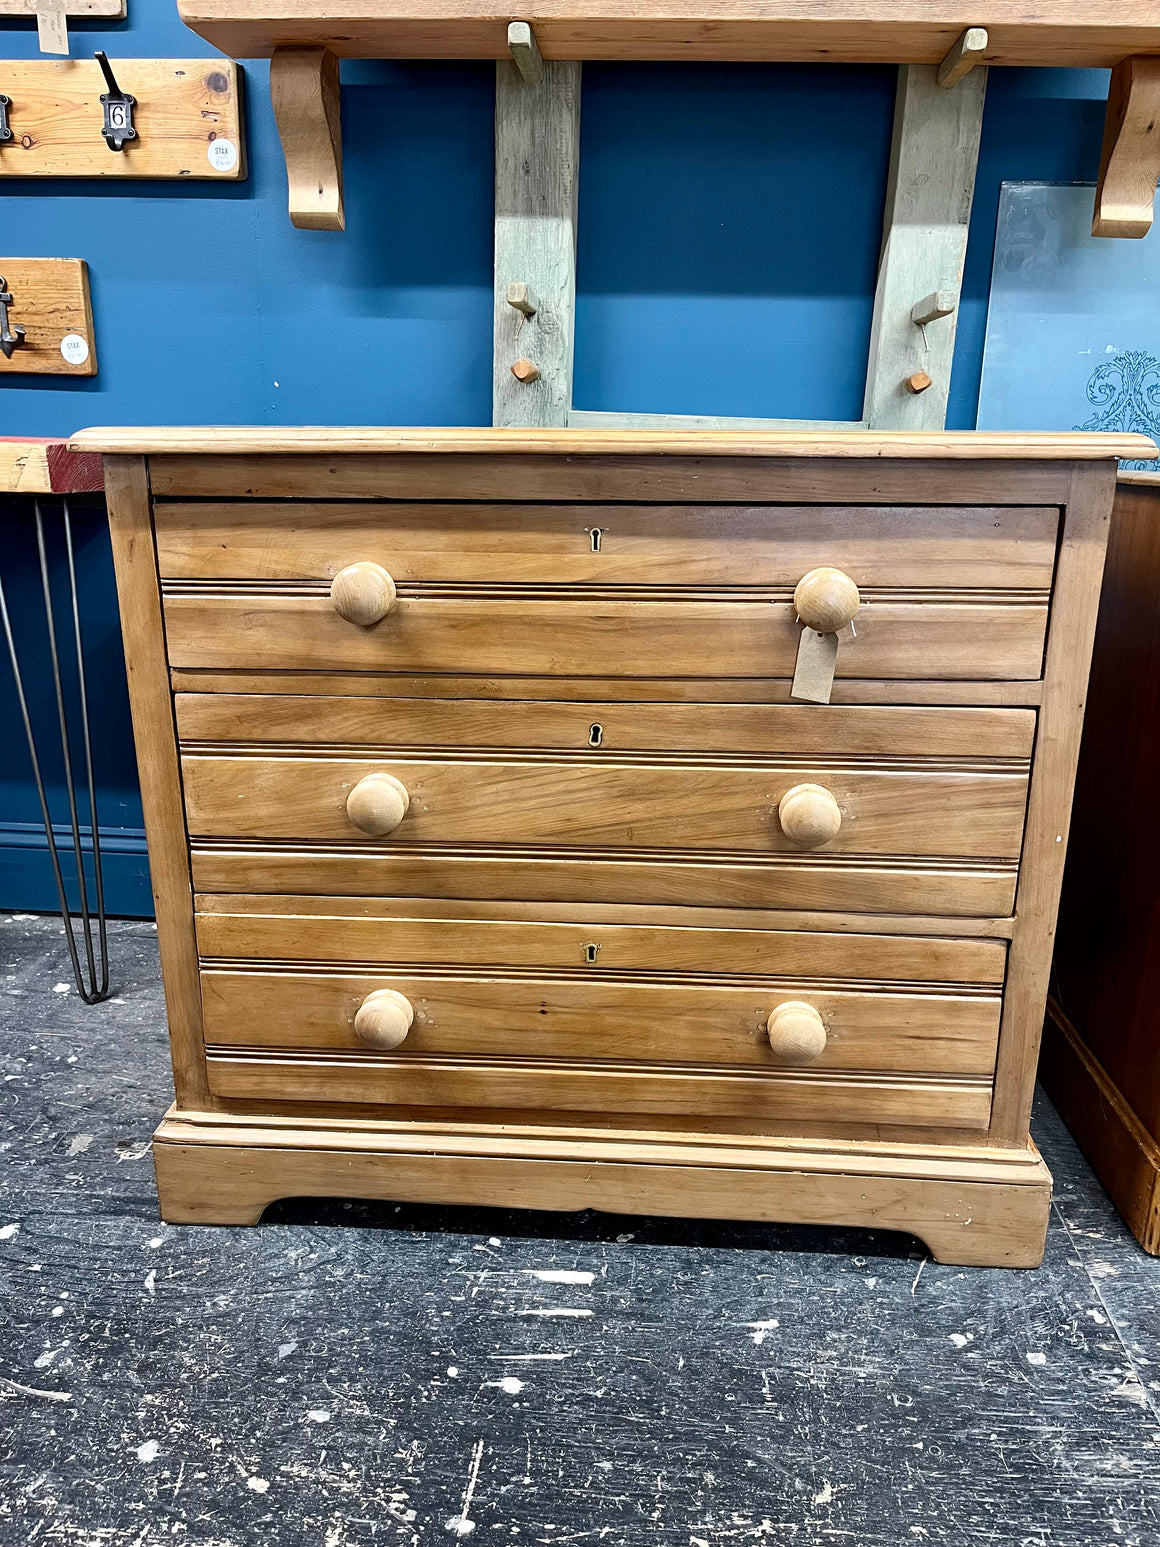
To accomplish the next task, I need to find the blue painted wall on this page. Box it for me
[0,3,1112,913]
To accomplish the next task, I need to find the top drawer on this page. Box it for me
[153,501,1060,589]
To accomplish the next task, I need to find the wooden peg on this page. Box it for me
[911,290,956,327]
[511,357,541,383]
[905,370,934,395]
[937,27,988,88]
[1093,57,1160,239]
[269,46,344,232]
[506,282,540,317]
[507,21,543,86]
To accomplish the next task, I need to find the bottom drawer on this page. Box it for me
[198,909,1004,1130]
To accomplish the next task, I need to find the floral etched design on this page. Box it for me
[1075,349,1160,469]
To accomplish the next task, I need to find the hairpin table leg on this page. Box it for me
[0,497,110,1004]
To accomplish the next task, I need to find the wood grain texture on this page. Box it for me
[189,846,1018,917]
[160,592,1050,681]
[0,258,95,376]
[0,59,245,181]
[204,1051,993,1128]
[102,458,209,1107]
[1053,482,1160,1142]
[170,1,1160,70]
[201,967,1003,1076]
[1092,56,1160,239]
[152,500,1060,588]
[990,461,1117,1143]
[170,668,1045,707]
[194,900,1007,985]
[269,47,343,231]
[151,1115,1052,1267]
[493,57,579,425]
[70,426,1155,460]
[174,695,1038,759]
[864,65,985,431]
[0,436,103,493]
[132,454,1087,505]
[180,753,1031,860]
[1041,999,1160,1254]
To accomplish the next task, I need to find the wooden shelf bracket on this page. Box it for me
[937,27,988,88]
[269,45,344,232]
[1093,56,1160,239]
[508,22,544,86]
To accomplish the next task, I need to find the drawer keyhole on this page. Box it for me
[583,942,601,965]
[588,722,603,747]
[588,528,604,552]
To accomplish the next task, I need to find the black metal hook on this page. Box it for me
[0,275,27,360]
[94,51,137,152]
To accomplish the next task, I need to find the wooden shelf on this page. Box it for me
[177,2,1159,65]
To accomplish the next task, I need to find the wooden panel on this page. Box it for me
[181,754,1030,859]
[990,461,1119,1142]
[493,58,579,425]
[0,0,123,11]
[0,259,95,376]
[153,501,1060,588]
[152,1114,1053,1266]
[70,425,1151,459]
[102,458,209,1107]
[194,901,1007,984]
[162,593,1050,681]
[172,3,1160,68]
[175,695,1038,759]
[205,1050,992,1128]
[1052,482,1160,1138]
[201,968,1002,1076]
[171,668,1045,707]
[188,846,1018,916]
[0,60,246,181]
[864,65,985,432]
[140,453,1083,505]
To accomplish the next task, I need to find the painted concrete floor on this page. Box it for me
[2,912,1159,1547]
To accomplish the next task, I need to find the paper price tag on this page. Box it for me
[36,0,69,56]
[791,627,839,705]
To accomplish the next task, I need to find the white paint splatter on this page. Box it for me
[147,1236,165,1249]
[34,1349,61,1368]
[524,1270,594,1285]
[487,1352,573,1362]
[445,1438,484,1536]
[487,1377,525,1396]
[1026,1352,1047,1366]
[116,1142,150,1163]
[447,1366,459,1378]
[308,1409,332,1423]
[488,1237,502,1247]
[52,983,71,994]
[66,1135,93,1157]
[136,1440,160,1463]
[1087,1309,1108,1325]
[246,1477,270,1493]
[949,1333,974,1349]
[144,1270,156,1295]
[277,1341,298,1360]
[747,1320,780,1346]
[518,1309,593,1319]
[0,1223,19,1240]
[51,1306,63,1318]
[812,1481,834,1506]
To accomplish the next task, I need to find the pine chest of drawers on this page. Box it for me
[74,426,1155,1267]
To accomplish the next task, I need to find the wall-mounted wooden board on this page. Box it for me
[0,59,246,180]
[0,437,104,494]
[176,2,1159,65]
[0,258,96,375]
[0,1,124,14]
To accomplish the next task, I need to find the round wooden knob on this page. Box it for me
[766,1001,827,1065]
[778,783,842,849]
[330,561,397,626]
[346,772,410,836]
[354,989,414,1050]
[793,567,860,633]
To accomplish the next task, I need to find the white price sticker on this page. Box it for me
[207,138,238,173]
[60,334,90,366]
